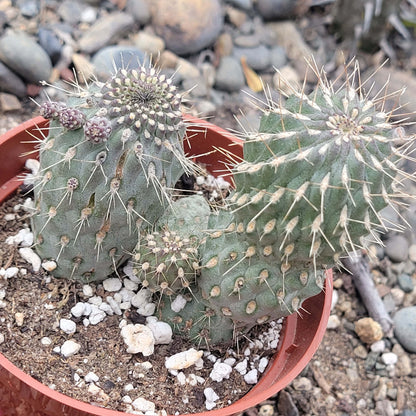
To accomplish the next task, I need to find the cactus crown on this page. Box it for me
[32,65,195,283]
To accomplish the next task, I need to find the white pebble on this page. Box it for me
[89,305,106,325]
[15,312,24,326]
[186,373,199,386]
[204,387,219,410]
[121,324,155,356]
[71,302,86,318]
[170,294,187,312]
[177,372,187,385]
[119,288,135,302]
[327,314,341,329]
[82,284,94,297]
[224,357,236,366]
[165,348,204,370]
[244,368,258,384]
[61,340,81,357]
[258,357,269,373]
[381,352,398,366]
[122,395,133,404]
[234,359,248,375]
[122,261,139,282]
[370,340,386,353]
[99,302,114,315]
[4,213,15,221]
[22,198,34,212]
[132,397,156,413]
[41,337,52,346]
[131,289,152,308]
[124,383,134,392]
[0,289,5,300]
[19,247,41,272]
[25,158,40,174]
[60,318,76,335]
[103,277,122,292]
[106,296,122,315]
[88,296,102,306]
[41,260,57,272]
[6,228,33,246]
[196,176,205,185]
[5,267,19,279]
[81,6,97,23]
[53,346,61,354]
[146,317,172,345]
[137,302,156,316]
[123,278,139,291]
[209,361,232,382]
[0,333,4,344]
[119,301,131,310]
[85,372,99,383]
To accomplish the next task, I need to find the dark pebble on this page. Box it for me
[38,28,63,65]
[397,273,414,293]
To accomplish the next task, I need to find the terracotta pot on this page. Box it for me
[0,116,333,416]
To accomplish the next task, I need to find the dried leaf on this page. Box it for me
[240,56,263,92]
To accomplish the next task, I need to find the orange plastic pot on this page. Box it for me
[0,116,333,416]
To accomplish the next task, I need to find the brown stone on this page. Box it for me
[150,0,223,56]
[0,92,21,111]
[354,317,384,344]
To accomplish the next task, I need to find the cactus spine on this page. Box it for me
[134,64,414,346]
[32,66,194,283]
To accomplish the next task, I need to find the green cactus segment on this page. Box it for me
[157,291,235,347]
[32,66,194,282]
[198,214,325,332]
[230,86,400,271]
[132,195,210,294]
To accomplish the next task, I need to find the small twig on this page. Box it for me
[342,251,393,335]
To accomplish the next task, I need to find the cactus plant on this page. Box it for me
[31,66,194,282]
[31,61,414,347]
[133,63,414,346]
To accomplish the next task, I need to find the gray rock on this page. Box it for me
[78,12,135,54]
[270,45,287,68]
[126,0,151,25]
[151,0,223,56]
[0,61,26,97]
[57,0,84,25]
[91,46,148,79]
[38,28,62,65]
[17,0,40,18]
[256,0,307,20]
[0,30,52,83]
[233,45,271,71]
[385,235,409,263]
[398,273,414,293]
[234,34,261,48]
[215,56,245,92]
[394,306,416,352]
[401,410,416,416]
[277,390,299,416]
[226,0,252,10]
